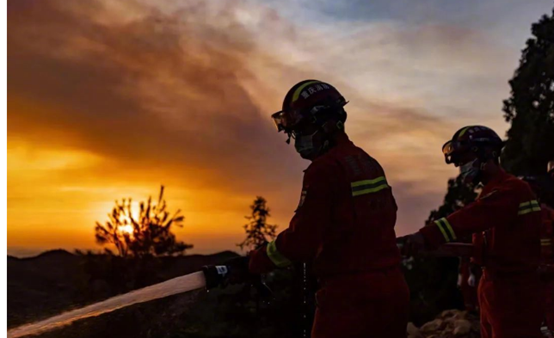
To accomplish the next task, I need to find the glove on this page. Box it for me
[223,256,251,285]
[400,233,426,257]
[468,273,476,287]
[202,256,250,289]
[224,255,273,298]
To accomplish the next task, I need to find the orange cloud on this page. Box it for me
[8,0,516,256]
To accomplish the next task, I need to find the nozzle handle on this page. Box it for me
[202,265,229,289]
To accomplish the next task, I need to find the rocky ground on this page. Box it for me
[407,309,480,338]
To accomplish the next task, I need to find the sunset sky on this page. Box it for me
[7,0,553,256]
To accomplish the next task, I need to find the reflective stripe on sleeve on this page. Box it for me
[266,240,292,268]
[518,200,541,215]
[351,176,389,196]
[434,217,457,242]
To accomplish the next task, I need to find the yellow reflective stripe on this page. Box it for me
[517,200,541,215]
[443,218,457,241]
[292,80,320,102]
[351,176,386,187]
[518,208,541,215]
[266,240,292,268]
[519,200,540,209]
[351,177,389,196]
[458,126,471,138]
[434,218,457,242]
[352,184,389,196]
[434,220,450,242]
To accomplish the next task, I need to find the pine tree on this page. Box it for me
[238,196,277,251]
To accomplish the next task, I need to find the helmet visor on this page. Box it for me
[442,140,466,164]
[271,111,286,132]
[271,110,302,133]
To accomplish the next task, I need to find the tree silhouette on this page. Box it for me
[502,8,554,175]
[426,176,479,224]
[238,196,277,251]
[398,176,477,324]
[95,185,192,258]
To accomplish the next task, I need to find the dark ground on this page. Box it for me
[8,250,462,338]
[7,250,305,338]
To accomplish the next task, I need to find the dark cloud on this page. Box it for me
[7,0,469,248]
[8,0,306,196]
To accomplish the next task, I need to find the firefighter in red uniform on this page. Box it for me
[248,80,409,338]
[404,126,544,338]
[521,174,554,334]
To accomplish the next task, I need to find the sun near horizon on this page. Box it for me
[8,0,553,257]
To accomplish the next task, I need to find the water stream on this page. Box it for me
[8,271,207,338]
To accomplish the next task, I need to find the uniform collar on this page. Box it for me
[334,132,352,146]
[483,168,510,187]
[303,132,352,172]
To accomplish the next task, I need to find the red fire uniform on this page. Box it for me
[541,204,554,332]
[420,170,544,338]
[249,133,409,338]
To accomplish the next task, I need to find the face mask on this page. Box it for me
[294,131,318,160]
[294,130,329,160]
[459,159,480,185]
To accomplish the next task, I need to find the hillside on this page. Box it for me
[8,250,239,331]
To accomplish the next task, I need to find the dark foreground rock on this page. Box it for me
[408,309,480,338]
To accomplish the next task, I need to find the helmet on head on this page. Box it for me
[442,126,504,185]
[271,80,349,160]
[442,126,504,165]
[271,80,347,137]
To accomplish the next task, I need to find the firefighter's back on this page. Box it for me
[314,138,402,277]
[311,137,409,338]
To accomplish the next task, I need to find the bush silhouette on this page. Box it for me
[95,185,192,258]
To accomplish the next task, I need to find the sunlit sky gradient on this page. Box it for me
[7,0,553,256]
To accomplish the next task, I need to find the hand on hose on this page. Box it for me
[223,255,273,298]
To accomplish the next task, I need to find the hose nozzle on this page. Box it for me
[201,265,230,289]
[201,256,272,298]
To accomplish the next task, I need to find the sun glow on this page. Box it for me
[118,225,134,236]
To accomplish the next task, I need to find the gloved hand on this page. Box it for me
[468,273,476,287]
[223,256,251,286]
[400,233,427,257]
[224,255,273,298]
